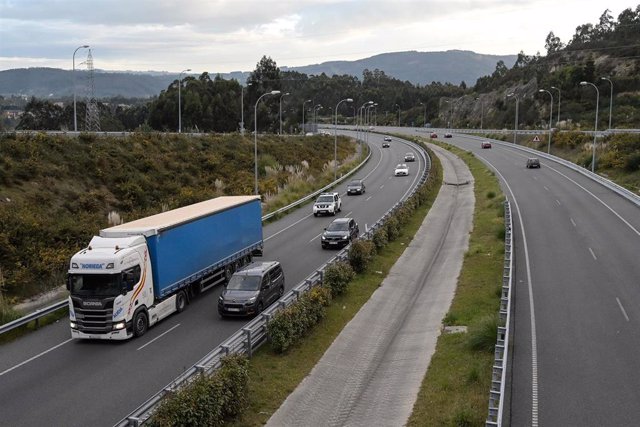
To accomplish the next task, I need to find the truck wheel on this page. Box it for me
[176,291,187,313]
[133,310,148,337]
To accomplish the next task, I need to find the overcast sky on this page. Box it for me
[0,0,635,73]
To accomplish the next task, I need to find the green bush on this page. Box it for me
[323,261,355,297]
[149,354,249,427]
[267,286,332,353]
[372,227,389,250]
[348,239,376,274]
[385,215,400,241]
[466,313,500,353]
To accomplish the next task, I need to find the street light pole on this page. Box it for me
[334,98,353,180]
[302,99,312,134]
[313,104,322,131]
[178,68,191,133]
[419,102,427,127]
[538,89,554,153]
[254,90,281,195]
[507,93,520,144]
[73,45,89,132]
[580,81,600,173]
[551,86,561,126]
[600,77,613,131]
[279,92,290,135]
[240,82,252,135]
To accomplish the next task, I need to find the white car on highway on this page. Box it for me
[394,163,409,176]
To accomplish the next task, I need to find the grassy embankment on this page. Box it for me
[230,138,505,426]
[0,132,362,336]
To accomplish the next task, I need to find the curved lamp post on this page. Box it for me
[334,98,353,180]
[279,92,290,135]
[73,45,89,132]
[507,92,520,144]
[600,77,613,131]
[538,89,554,153]
[419,102,427,128]
[240,82,252,135]
[551,86,561,126]
[313,104,322,130]
[178,68,191,133]
[254,90,281,194]
[302,99,312,134]
[580,81,600,173]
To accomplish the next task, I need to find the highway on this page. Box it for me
[0,133,427,427]
[385,127,640,426]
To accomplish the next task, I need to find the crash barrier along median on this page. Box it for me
[485,200,513,426]
[114,138,431,426]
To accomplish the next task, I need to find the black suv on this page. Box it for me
[526,158,541,168]
[218,261,285,317]
[321,218,359,249]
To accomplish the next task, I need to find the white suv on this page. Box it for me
[313,192,342,216]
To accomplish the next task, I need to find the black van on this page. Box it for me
[218,261,285,317]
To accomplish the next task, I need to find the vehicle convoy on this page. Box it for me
[313,192,342,216]
[67,196,263,340]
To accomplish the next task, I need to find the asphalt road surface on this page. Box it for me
[386,127,640,426]
[0,133,426,427]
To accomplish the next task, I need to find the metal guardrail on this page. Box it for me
[114,137,431,427]
[486,200,513,426]
[0,142,371,337]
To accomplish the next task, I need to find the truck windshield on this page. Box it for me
[226,275,261,291]
[68,274,121,297]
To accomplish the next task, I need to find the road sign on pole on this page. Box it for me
[533,135,540,142]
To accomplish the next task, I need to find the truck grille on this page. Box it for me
[71,297,115,334]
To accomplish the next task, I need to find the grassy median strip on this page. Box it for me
[407,142,505,426]
[229,148,443,426]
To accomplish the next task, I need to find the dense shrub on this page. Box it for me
[267,286,332,353]
[323,261,355,297]
[372,227,389,250]
[348,239,376,274]
[384,215,400,241]
[466,313,500,353]
[149,354,249,427]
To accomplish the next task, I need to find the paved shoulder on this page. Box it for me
[267,143,475,426]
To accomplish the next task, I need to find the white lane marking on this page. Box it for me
[543,186,549,191]
[476,154,539,427]
[555,199,561,206]
[570,218,577,227]
[0,338,73,377]
[542,164,640,237]
[366,196,372,201]
[265,213,314,242]
[588,248,597,260]
[137,324,181,351]
[380,185,385,189]
[309,232,323,243]
[616,297,630,322]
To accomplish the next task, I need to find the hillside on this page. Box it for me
[283,50,516,86]
[0,50,515,99]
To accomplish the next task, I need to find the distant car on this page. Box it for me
[526,158,541,169]
[394,163,409,176]
[382,141,390,148]
[404,152,416,162]
[430,133,438,138]
[481,141,492,149]
[384,136,392,142]
[313,192,341,216]
[444,132,452,138]
[321,217,359,249]
[218,261,285,317]
[347,179,366,195]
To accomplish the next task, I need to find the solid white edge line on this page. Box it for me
[616,297,630,322]
[0,338,73,377]
[137,324,181,351]
[588,247,597,260]
[570,218,577,227]
[477,153,540,427]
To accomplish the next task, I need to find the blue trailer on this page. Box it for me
[67,196,263,340]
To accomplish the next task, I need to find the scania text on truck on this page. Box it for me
[67,196,263,340]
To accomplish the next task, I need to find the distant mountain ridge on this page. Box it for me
[0,50,516,99]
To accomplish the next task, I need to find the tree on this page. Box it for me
[15,97,64,130]
[545,31,564,54]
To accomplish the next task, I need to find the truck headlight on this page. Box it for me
[70,322,77,329]
[113,321,126,330]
